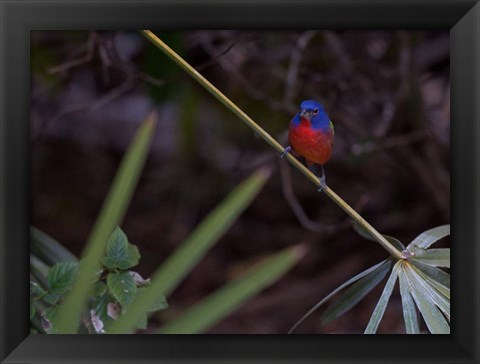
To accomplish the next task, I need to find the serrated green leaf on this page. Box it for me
[352,221,405,250]
[411,248,450,268]
[127,244,140,262]
[407,225,450,251]
[159,245,304,334]
[399,266,420,334]
[364,262,400,334]
[56,115,156,333]
[108,168,270,334]
[106,227,128,258]
[118,244,140,270]
[290,260,392,333]
[47,262,78,295]
[101,227,140,270]
[107,272,137,308]
[403,267,450,334]
[322,259,391,324]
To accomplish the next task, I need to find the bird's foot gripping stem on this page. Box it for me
[316,165,327,192]
[280,146,292,159]
[317,175,327,192]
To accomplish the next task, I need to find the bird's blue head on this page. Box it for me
[293,100,330,130]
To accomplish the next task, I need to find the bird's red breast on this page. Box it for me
[288,117,334,165]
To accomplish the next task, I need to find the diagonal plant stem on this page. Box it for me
[141,30,403,261]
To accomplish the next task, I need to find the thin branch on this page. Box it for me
[196,38,239,72]
[279,160,337,234]
[141,30,404,261]
[48,32,97,75]
[283,31,317,105]
[197,32,292,114]
[31,76,135,147]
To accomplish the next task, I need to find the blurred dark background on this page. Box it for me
[30,30,450,334]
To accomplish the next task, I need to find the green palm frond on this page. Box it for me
[292,225,450,334]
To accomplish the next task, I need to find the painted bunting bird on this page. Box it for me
[281,100,334,191]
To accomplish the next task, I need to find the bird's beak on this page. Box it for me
[300,109,311,118]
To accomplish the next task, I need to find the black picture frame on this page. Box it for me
[1,1,479,363]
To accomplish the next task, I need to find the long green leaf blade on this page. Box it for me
[289,260,392,333]
[107,168,270,333]
[364,262,400,334]
[407,225,450,250]
[55,113,157,333]
[410,263,450,299]
[160,245,305,334]
[406,267,450,321]
[411,260,450,289]
[31,227,78,264]
[398,266,420,334]
[404,267,450,333]
[408,289,450,334]
[411,248,450,268]
[30,255,50,288]
[321,259,391,324]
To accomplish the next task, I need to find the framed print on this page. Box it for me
[1,0,479,363]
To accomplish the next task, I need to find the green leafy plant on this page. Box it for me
[31,223,304,334]
[30,227,167,334]
[140,30,450,334]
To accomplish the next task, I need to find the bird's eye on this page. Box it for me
[313,108,319,114]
